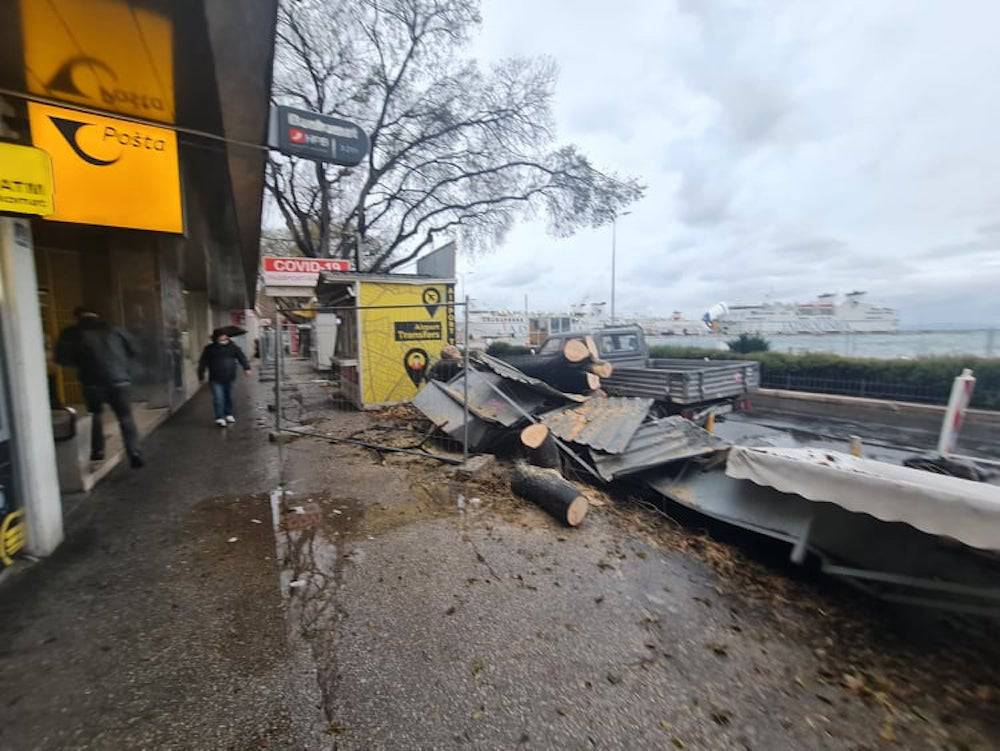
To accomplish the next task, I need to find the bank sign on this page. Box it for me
[28,102,182,232]
[272,106,369,166]
[261,256,351,287]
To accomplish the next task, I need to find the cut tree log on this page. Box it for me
[586,360,614,379]
[510,462,589,526]
[527,435,562,469]
[584,335,601,361]
[562,338,590,363]
[520,423,550,449]
[543,369,597,395]
[520,426,561,469]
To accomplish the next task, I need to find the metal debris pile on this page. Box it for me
[411,348,1000,617]
[413,350,730,526]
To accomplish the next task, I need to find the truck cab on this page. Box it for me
[537,324,648,366]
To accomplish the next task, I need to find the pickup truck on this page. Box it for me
[536,325,760,416]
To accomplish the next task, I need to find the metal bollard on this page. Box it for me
[849,435,862,458]
[938,369,976,456]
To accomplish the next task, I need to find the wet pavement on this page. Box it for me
[1,366,998,749]
[272,362,999,749]
[0,384,325,750]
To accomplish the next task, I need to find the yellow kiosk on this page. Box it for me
[316,273,456,409]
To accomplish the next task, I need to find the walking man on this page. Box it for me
[198,329,251,427]
[55,307,144,468]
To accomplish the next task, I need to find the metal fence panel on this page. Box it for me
[269,300,470,463]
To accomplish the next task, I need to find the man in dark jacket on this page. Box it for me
[198,329,251,426]
[55,307,143,467]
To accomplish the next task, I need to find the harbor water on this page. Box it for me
[648,329,999,359]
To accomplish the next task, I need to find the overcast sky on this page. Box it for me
[458,0,1000,327]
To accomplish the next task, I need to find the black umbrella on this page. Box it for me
[218,325,247,337]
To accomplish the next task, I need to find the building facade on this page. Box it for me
[0,0,277,557]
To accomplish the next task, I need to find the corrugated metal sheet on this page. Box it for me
[442,369,544,427]
[470,352,587,403]
[540,397,652,454]
[411,380,501,451]
[590,416,729,481]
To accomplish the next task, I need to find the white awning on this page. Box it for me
[726,446,1000,551]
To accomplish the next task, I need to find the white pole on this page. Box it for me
[610,217,616,324]
[938,368,975,456]
[0,218,63,556]
[462,296,470,465]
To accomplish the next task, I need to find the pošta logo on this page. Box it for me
[46,56,166,116]
[50,115,167,167]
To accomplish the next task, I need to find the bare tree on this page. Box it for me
[267,0,644,270]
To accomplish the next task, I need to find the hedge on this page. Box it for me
[647,345,1000,410]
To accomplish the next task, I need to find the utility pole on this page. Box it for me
[611,218,616,324]
[610,210,631,324]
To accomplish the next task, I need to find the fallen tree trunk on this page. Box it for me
[520,423,549,449]
[543,369,599,395]
[510,462,589,526]
[586,360,614,379]
[520,424,561,469]
[563,338,590,363]
[584,335,601,361]
[493,354,598,395]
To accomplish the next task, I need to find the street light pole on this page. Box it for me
[611,217,617,324]
[610,210,630,325]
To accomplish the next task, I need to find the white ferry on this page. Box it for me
[462,302,608,348]
[629,311,710,336]
[707,292,898,335]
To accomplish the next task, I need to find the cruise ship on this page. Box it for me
[631,311,710,336]
[707,292,899,335]
[462,302,608,348]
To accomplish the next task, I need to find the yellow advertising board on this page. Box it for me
[0,143,54,216]
[21,0,175,123]
[358,280,456,406]
[28,102,183,232]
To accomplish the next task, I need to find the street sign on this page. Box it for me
[271,105,369,166]
[261,255,350,288]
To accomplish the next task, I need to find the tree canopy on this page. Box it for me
[267,0,644,271]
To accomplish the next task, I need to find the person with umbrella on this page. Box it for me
[198,328,251,426]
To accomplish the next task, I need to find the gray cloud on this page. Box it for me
[489,263,554,288]
[467,0,1000,328]
[773,238,848,258]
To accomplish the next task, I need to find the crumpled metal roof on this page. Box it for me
[540,397,653,454]
[590,416,730,481]
[469,351,587,403]
[441,369,544,427]
[411,380,503,451]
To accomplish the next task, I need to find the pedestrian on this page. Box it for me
[55,307,144,468]
[198,329,251,427]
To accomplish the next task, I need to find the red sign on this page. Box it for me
[288,127,306,144]
[261,255,350,290]
[262,256,350,274]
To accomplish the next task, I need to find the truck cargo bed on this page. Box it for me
[604,358,760,404]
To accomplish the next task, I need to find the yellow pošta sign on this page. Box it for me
[28,102,183,233]
[21,0,175,123]
[0,143,54,216]
[358,281,456,406]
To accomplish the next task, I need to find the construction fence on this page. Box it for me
[265,299,472,463]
